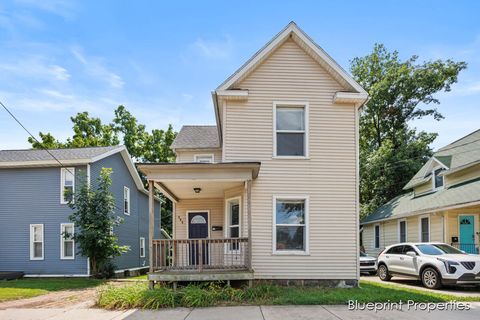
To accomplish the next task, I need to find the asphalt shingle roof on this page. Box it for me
[170,125,220,149]
[404,129,480,190]
[0,146,121,162]
[362,177,480,224]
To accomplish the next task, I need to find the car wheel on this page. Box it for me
[378,264,391,281]
[421,267,442,289]
[369,271,377,276]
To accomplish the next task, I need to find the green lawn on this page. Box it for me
[0,278,105,302]
[97,280,480,310]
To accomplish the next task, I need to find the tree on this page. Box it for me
[28,132,64,149]
[351,44,467,218]
[68,168,129,277]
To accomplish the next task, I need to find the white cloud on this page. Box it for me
[71,46,124,88]
[0,56,70,82]
[13,0,78,19]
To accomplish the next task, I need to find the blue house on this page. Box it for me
[0,146,161,276]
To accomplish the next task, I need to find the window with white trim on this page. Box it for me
[61,223,75,259]
[275,105,307,157]
[139,237,145,258]
[399,220,407,242]
[274,197,308,252]
[433,168,444,189]
[60,168,75,204]
[226,198,241,251]
[374,225,380,249]
[420,216,429,242]
[124,186,130,215]
[194,154,214,163]
[30,224,44,260]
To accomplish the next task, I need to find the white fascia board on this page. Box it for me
[333,92,369,107]
[215,89,249,100]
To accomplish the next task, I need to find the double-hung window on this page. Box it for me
[274,197,308,253]
[139,237,145,258]
[226,197,241,251]
[374,225,380,249]
[399,220,407,242]
[60,168,75,204]
[124,187,130,215]
[420,216,429,242]
[30,224,44,260]
[274,103,308,157]
[61,223,75,259]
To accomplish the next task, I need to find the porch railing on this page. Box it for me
[152,238,249,272]
[450,243,480,254]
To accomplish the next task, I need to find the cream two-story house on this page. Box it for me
[362,129,480,256]
[138,22,368,287]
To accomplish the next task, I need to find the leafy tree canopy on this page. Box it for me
[351,44,467,218]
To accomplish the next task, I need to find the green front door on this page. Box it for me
[459,215,475,253]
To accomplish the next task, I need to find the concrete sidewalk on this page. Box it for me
[1,304,480,320]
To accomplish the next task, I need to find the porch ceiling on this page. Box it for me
[137,162,260,202]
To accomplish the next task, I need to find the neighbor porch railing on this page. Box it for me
[450,243,480,254]
[152,238,249,272]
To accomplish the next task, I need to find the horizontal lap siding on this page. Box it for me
[175,198,224,239]
[225,39,358,279]
[176,149,223,163]
[0,167,88,275]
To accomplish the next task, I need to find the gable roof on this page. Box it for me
[404,129,480,190]
[0,145,150,196]
[216,21,368,95]
[362,177,480,224]
[170,125,220,150]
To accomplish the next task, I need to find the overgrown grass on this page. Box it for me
[97,280,480,310]
[0,278,105,302]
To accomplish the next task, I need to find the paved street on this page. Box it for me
[1,304,480,320]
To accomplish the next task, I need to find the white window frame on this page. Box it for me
[398,219,407,243]
[224,196,242,253]
[432,167,445,190]
[419,215,430,242]
[30,224,44,260]
[272,195,309,255]
[194,154,214,163]
[60,223,75,260]
[124,186,130,215]
[139,237,145,258]
[60,167,75,204]
[273,101,309,159]
[374,224,380,249]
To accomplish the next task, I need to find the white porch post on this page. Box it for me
[247,179,252,270]
[148,180,154,274]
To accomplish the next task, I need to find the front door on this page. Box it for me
[459,215,475,253]
[188,212,209,266]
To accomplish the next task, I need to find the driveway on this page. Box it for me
[361,275,480,297]
[1,304,480,320]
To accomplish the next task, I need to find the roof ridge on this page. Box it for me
[436,128,480,152]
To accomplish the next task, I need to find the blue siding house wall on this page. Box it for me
[0,146,161,276]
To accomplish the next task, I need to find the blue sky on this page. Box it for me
[1,0,479,150]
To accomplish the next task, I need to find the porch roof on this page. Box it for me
[137,162,260,202]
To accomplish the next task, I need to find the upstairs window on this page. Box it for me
[274,104,308,157]
[194,154,214,163]
[124,187,130,215]
[61,223,75,259]
[433,168,444,189]
[60,168,75,204]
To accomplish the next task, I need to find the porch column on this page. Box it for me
[246,179,252,270]
[148,180,154,274]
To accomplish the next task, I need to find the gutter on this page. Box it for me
[212,91,222,146]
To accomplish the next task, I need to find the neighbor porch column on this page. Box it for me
[148,179,154,274]
[246,179,252,270]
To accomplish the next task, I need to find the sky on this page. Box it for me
[1,0,479,150]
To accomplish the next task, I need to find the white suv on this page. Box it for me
[377,242,480,289]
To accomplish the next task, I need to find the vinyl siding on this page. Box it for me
[446,164,480,187]
[414,182,432,195]
[175,149,223,163]
[90,153,161,271]
[223,39,358,279]
[0,166,88,275]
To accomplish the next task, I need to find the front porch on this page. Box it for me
[443,206,480,254]
[137,162,260,286]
